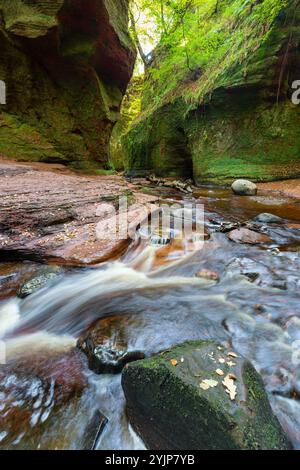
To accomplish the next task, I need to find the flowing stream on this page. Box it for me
[0,188,300,449]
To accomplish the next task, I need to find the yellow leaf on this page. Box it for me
[228,373,237,381]
[222,375,237,401]
[228,352,238,358]
[200,379,219,389]
[200,382,210,390]
[227,361,236,367]
[170,359,178,366]
[216,369,224,376]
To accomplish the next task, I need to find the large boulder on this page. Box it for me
[122,341,291,450]
[0,0,136,169]
[231,180,257,196]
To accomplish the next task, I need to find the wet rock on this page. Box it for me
[150,230,171,246]
[17,266,62,298]
[0,348,88,449]
[243,272,260,283]
[231,180,257,196]
[270,396,300,450]
[195,269,220,282]
[271,279,288,291]
[122,341,290,450]
[81,410,108,450]
[0,161,158,266]
[0,262,42,300]
[287,223,300,230]
[77,315,145,374]
[228,228,272,245]
[254,213,285,224]
[215,220,261,234]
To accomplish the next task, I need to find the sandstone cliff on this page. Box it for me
[0,0,136,169]
[124,0,300,184]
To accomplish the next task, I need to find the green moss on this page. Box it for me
[0,112,67,162]
[123,101,193,178]
[0,0,135,169]
[122,341,290,450]
[109,76,143,171]
[0,0,62,36]
[187,92,300,184]
[124,0,300,184]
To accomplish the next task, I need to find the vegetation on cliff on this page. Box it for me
[123,0,300,184]
[0,0,136,170]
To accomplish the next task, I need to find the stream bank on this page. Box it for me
[0,162,300,449]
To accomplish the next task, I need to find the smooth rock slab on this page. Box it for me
[122,341,291,450]
[228,228,272,245]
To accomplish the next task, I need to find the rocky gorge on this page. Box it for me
[0,0,299,453]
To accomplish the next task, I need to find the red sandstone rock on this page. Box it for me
[228,228,272,245]
[0,160,159,265]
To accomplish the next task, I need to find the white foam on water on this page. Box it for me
[15,262,214,336]
[0,300,21,339]
[5,331,76,360]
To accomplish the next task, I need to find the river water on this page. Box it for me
[0,188,300,449]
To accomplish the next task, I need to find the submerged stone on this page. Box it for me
[122,341,291,450]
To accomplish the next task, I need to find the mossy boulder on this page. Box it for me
[124,1,300,184]
[122,340,291,450]
[0,0,136,169]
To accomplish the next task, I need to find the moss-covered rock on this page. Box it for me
[122,340,291,450]
[0,0,136,168]
[124,1,300,184]
[109,75,143,171]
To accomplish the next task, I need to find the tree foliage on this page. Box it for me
[129,0,290,112]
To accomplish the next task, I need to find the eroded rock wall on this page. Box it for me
[124,1,300,184]
[0,0,136,169]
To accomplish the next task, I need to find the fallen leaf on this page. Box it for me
[170,359,178,366]
[222,375,237,401]
[227,361,236,367]
[200,379,219,391]
[200,382,210,390]
[216,369,224,376]
[228,373,237,381]
[219,358,225,364]
[228,352,238,358]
